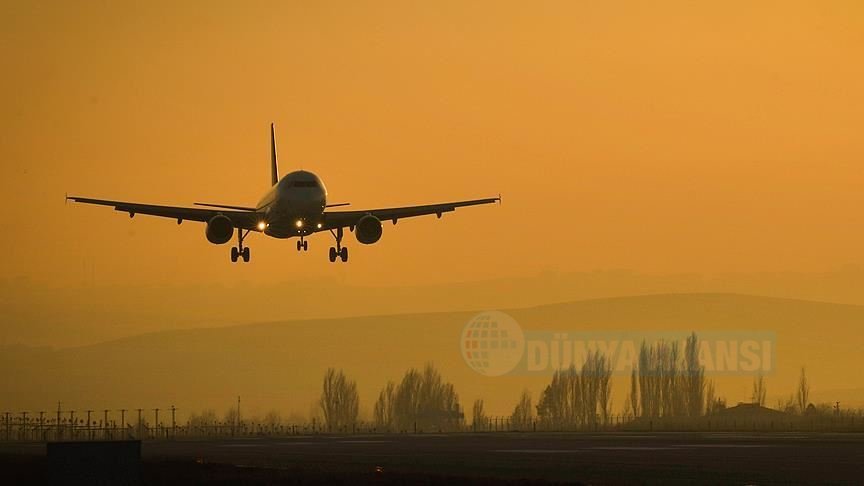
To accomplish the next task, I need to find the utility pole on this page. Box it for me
[103,410,109,440]
[154,408,160,440]
[237,396,241,435]
[69,411,75,440]
[170,405,176,440]
[119,409,127,438]
[86,410,93,440]
[136,409,143,439]
[38,411,45,441]
[21,411,28,441]
[56,402,62,440]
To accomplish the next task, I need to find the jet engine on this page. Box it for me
[205,215,234,244]
[355,214,383,244]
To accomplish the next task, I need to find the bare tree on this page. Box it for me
[634,335,706,418]
[262,410,282,427]
[597,354,613,425]
[752,374,767,406]
[373,380,396,430]
[638,341,661,418]
[188,409,217,427]
[704,380,716,415]
[683,333,705,416]
[582,350,613,425]
[223,407,239,427]
[660,341,685,417]
[537,365,579,428]
[536,350,613,428]
[510,390,532,430]
[628,367,639,419]
[320,368,359,431]
[386,363,462,432]
[778,394,797,414]
[796,367,810,414]
[472,399,487,431]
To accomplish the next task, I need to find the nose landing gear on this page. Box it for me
[296,237,309,252]
[231,228,251,263]
[328,227,348,263]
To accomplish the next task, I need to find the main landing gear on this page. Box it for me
[230,228,251,263]
[328,227,348,263]
[296,236,308,252]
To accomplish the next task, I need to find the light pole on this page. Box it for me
[56,402,62,440]
[69,410,75,440]
[86,410,93,440]
[119,409,127,438]
[21,411,28,441]
[136,409,143,439]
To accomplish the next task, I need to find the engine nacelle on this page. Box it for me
[205,215,234,244]
[355,214,383,244]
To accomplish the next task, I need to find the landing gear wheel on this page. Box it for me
[303,240,308,251]
[232,228,251,263]
[297,240,302,252]
[328,227,349,263]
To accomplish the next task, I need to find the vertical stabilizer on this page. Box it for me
[270,123,279,186]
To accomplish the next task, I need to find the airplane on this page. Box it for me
[67,124,500,263]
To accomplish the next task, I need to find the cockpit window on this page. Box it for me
[292,180,318,188]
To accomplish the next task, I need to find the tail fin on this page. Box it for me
[270,123,279,186]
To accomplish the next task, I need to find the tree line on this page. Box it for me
[315,363,463,433]
[307,333,827,433]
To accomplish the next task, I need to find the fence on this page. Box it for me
[2,410,863,442]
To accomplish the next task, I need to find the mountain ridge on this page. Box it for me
[58,291,864,351]
[2,292,861,416]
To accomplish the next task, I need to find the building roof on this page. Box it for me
[719,402,788,418]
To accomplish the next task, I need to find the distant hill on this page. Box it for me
[1,293,862,418]
[4,266,864,347]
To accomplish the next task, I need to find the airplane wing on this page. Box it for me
[319,196,500,231]
[66,196,263,230]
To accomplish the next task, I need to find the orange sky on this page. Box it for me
[2,1,864,288]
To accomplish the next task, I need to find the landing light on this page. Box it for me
[257,221,267,231]
[316,223,322,229]
[295,220,304,228]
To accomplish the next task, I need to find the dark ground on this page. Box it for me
[2,432,863,484]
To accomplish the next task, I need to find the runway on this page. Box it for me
[2,432,863,484]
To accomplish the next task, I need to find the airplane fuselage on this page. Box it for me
[257,170,327,238]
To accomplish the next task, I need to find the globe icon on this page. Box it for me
[461,311,525,376]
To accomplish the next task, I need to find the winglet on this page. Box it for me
[270,123,279,186]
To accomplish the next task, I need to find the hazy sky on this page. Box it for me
[2,1,863,288]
